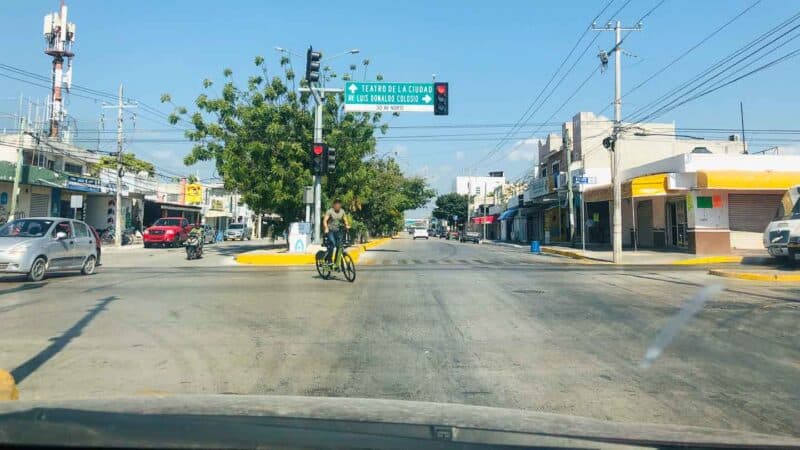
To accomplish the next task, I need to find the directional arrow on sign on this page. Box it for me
[348,84,358,93]
[422,94,432,103]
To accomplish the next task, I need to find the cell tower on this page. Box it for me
[43,1,76,139]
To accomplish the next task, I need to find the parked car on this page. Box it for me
[412,228,429,240]
[438,230,448,239]
[0,217,98,281]
[763,184,800,263]
[460,231,482,244]
[427,229,436,237]
[143,217,192,248]
[447,230,460,241]
[224,223,251,241]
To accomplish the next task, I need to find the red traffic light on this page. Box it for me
[436,84,447,95]
[313,144,324,155]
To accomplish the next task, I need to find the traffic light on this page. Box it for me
[311,143,326,175]
[325,147,336,173]
[433,82,448,116]
[305,46,322,83]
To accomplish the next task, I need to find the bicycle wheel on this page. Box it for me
[315,250,331,279]
[342,252,356,282]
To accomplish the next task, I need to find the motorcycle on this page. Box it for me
[185,234,203,260]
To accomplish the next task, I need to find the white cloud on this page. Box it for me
[507,138,539,162]
[455,151,465,160]
[778,146,800,155]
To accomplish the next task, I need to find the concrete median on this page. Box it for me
[234,237,392,266]
[708,268,800,282]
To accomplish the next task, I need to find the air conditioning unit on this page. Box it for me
[557,172,567,189]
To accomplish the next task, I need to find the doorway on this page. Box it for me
[666,199,687,248]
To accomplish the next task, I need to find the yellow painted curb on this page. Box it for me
[234,238,393,266]
[709,269,800,282]
[0,370,18,401]
[672,255,743,266]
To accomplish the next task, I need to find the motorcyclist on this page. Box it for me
[186,223,204,258]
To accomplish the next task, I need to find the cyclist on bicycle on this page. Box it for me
[323,199,350,264]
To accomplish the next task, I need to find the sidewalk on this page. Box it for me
[483,240,773,265]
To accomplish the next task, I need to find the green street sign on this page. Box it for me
[344,82,434,113]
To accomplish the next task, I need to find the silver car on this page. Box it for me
[224,223,250,241]
[0,217,98,281]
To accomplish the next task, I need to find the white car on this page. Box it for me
[412,228,429,240]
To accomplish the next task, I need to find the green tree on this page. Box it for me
[431,192,469,223]
[163,55,433,228]
[95,152,155,176]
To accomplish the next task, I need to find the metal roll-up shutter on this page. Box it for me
[30,193,50,217]
[728,194,782,232]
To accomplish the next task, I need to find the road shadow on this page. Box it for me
[366,249,401,253]
[0,282,46,295]
[210,242,286,257]
[10,295,117,384]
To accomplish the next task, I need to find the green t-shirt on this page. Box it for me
[326,208,346,231]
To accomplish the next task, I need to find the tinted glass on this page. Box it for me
[154,219,182,226]
[0,219,53,237]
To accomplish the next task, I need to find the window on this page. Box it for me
[72,221,90,238]
[0,219,53,237]
[52,221,73,238]
[64,163,83,175]
[154,218,183,226]
[541,167,547,178]
[475,186,481,195]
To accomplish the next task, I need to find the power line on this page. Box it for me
[464,0,619,170]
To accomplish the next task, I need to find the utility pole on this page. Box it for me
[594,20,641,264]
[9,117,26,222]
[739,101,747,154]
[115,84,124,248]
[103,84,136,247]
[565,133,575,244]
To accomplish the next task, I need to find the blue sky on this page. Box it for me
[2,0,799,207]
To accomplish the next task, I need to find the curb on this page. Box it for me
[540,247,606,263]
[0,370,18,401]
[708,269,800,282]
[234,237,392,266]
[672,255,744,266]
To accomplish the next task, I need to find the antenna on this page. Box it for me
[43,1,76,139]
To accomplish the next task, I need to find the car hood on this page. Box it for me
[0,237,37,250]
[146,226,181,231]
[226,228,244,233]
[0,395,796,449]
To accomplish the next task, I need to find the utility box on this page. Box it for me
[287,222,312,253]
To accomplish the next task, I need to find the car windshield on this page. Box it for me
[0,219,53,237]
[3,1,800,447]
[153,219,182,227]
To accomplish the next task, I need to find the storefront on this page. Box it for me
[144,200,201,227]
[583,170,800,254]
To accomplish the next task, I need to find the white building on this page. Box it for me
[453,173,506,197]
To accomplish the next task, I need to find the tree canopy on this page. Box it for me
[162,55,434,235]
[96,152,155,177]
[431,193,469,224]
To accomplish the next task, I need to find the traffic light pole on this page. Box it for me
[313,97,323,244]
[302,86,343,244]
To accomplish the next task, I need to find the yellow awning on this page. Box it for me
[584,174,668,203]
[697,171,800,190]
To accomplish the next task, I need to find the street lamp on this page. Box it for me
[274,46,302,58]
[323,48,360,62]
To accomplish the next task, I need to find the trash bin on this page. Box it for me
[530,240,541,254]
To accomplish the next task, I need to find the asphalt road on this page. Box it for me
[1,236,798,437]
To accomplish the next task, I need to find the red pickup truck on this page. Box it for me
[143,217,193,248]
